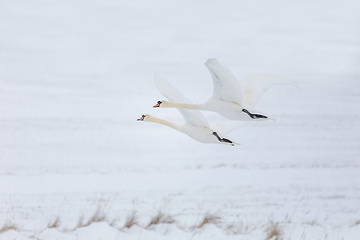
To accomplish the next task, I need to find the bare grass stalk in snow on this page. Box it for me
[265,221,282,240]
[196,213,221,229]
[146,211,175,229]
[0,220,19,233]
[47,217,61,229]
[123,211,138,229]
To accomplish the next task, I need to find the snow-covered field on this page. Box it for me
[1,0,360,239]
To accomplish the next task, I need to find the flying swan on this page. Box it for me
[153,58,297,121]
[137,76,241,146]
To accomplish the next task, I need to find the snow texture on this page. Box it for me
[0,0,360,239]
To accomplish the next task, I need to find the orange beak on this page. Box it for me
[153,103,160,108]
[137,115,144,121]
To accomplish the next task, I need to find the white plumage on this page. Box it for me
[154,58,297,121]
[137,75,239,146]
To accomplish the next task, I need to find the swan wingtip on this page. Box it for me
[205,58,218,65]
[154,73,161,80]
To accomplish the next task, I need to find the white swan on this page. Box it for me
[153,58,297,121]
[137,76,240,146]
[137,114,238,146]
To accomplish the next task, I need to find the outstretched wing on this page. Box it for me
[205,58,243,103]
[154,74,210,128]
[210,121,248,134]
[241,74,298,107]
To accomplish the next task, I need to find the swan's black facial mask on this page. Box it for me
[137,115,146,121]
[153,101,162,108]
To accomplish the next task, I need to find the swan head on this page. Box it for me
[153,100,170,108]
[137,114,148,121]
[137,114,162,123]
[153,101,162,108]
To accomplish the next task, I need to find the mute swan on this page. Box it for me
[153,58,297,121]
[137,76,240,146]
[137,114,238,146]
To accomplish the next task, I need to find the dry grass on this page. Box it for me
[74,215,85,230]
[225,224,240,234]
[146,211,175,229]
[47,217,61,229]
[352,219,360,227]
[87,207,107,224]
[108,218,120,229]
[197,214,221,228]
[1,208,288,237]
[0,221,19,233]
[123,211,138,229]
[72,206,108,230]
[225,222,247,235]
[265,222,282,240]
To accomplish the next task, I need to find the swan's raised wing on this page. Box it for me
[154,75,210,128]
[241,74,298,107]
[205,58,243,103]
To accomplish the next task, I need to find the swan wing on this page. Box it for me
[154,74,210,128]
[241,74,298,107]
[210,121,248,134]
[205,58,243,103]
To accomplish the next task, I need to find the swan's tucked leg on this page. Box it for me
[212,132,234,146]
[242,109,268,120]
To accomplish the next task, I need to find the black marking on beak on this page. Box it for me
[153,101,162,108]
[137,114,146,121]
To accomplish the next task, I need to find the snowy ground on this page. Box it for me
[0,0,360,239]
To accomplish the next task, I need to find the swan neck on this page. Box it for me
[167,102,201,110]
[147,116,181,131]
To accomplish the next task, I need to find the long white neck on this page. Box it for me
[146,115,182,132]
[163,102,202,110]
